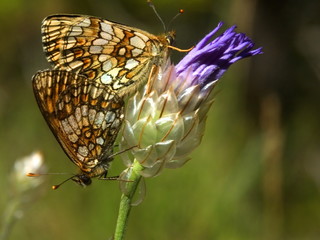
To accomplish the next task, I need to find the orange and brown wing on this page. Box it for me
[41,14,169,97]
[32,69,124,170]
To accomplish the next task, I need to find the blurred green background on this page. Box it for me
[0,0,319,239]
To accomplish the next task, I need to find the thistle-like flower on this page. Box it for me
[120,22,263,181]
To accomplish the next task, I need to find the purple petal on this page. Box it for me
[175,22,263,87]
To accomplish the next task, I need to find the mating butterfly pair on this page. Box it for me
[32,14,174,187]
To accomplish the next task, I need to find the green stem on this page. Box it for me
[0,197,20,240]
[113,160,144,240]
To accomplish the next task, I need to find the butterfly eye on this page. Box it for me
[166,32,175,45]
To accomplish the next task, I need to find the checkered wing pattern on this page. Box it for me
[41,15,173,97]
[32,69,124,175]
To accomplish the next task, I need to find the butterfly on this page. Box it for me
[32,69,124,187]
[41,14,176,98]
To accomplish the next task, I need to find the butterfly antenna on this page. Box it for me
[26,172,74,190]
[147,0,167,32]
[51,175,75,190]
[168,9,184,30]
[26,172,72,177]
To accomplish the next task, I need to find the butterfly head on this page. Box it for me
[71,158,111,187]
[165,31,176,46]
[52,159,108,189]
[71,173,92,187]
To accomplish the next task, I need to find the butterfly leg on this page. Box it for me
[98,175,120,180]
[145,64,159,94]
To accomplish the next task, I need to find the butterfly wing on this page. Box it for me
[32,69,124,171]
[41,14,170,97]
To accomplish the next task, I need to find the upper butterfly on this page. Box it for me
[32,69,124,188]
[41,14,175,97]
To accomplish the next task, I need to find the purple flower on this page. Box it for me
[120,22,262,180]
[175,22,263,87]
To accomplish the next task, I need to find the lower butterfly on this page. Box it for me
[41,14,175,98]
[32,69,124,188]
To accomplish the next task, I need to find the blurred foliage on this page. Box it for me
[0,0,319,239]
